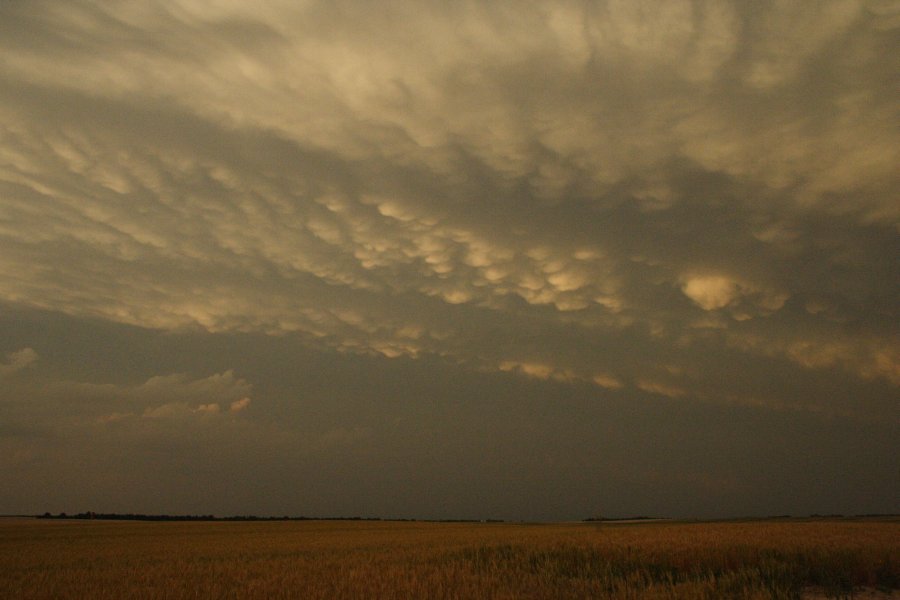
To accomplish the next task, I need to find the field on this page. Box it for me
[1,517,897,599]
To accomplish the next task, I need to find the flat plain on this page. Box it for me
[1,517,897,599]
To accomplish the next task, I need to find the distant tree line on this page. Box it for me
[36,512,505,523]
[583,516,655,522]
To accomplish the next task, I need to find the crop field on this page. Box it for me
[1,517,897,599]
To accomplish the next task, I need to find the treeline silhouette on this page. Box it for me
[583,516,656,522]
[36,512,504,523]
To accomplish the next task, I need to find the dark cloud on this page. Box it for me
[0,0,897,519]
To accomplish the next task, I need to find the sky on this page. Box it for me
[0,0,897,521]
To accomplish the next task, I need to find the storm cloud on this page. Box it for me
[0,0,897,520]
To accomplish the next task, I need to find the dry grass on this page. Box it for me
[1,517,897,599]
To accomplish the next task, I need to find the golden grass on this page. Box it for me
[1,517,897,599]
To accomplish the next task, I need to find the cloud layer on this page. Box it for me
[0,0,897,518]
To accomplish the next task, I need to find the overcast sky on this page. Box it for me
[1,0,897,521]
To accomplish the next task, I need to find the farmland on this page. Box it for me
[1,517,897,599]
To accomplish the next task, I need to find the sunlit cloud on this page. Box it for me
[229,397,252,413]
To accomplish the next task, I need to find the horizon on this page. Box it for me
[1,0,897,522]
[15,511,900,523]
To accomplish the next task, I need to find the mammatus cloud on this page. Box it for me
[0,0,897,422]
[680,274,788,315]
[682,276,742,311]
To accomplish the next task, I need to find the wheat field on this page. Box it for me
[1,517,897,599]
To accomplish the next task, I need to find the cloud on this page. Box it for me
[681,276,740,311]
[0,348,37,377]
[0,0,896,402]
[229,397,251,413]
[0,369,255,430]
[1,1,897,521]
[142,402,220,419]
[637,380,689,399]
